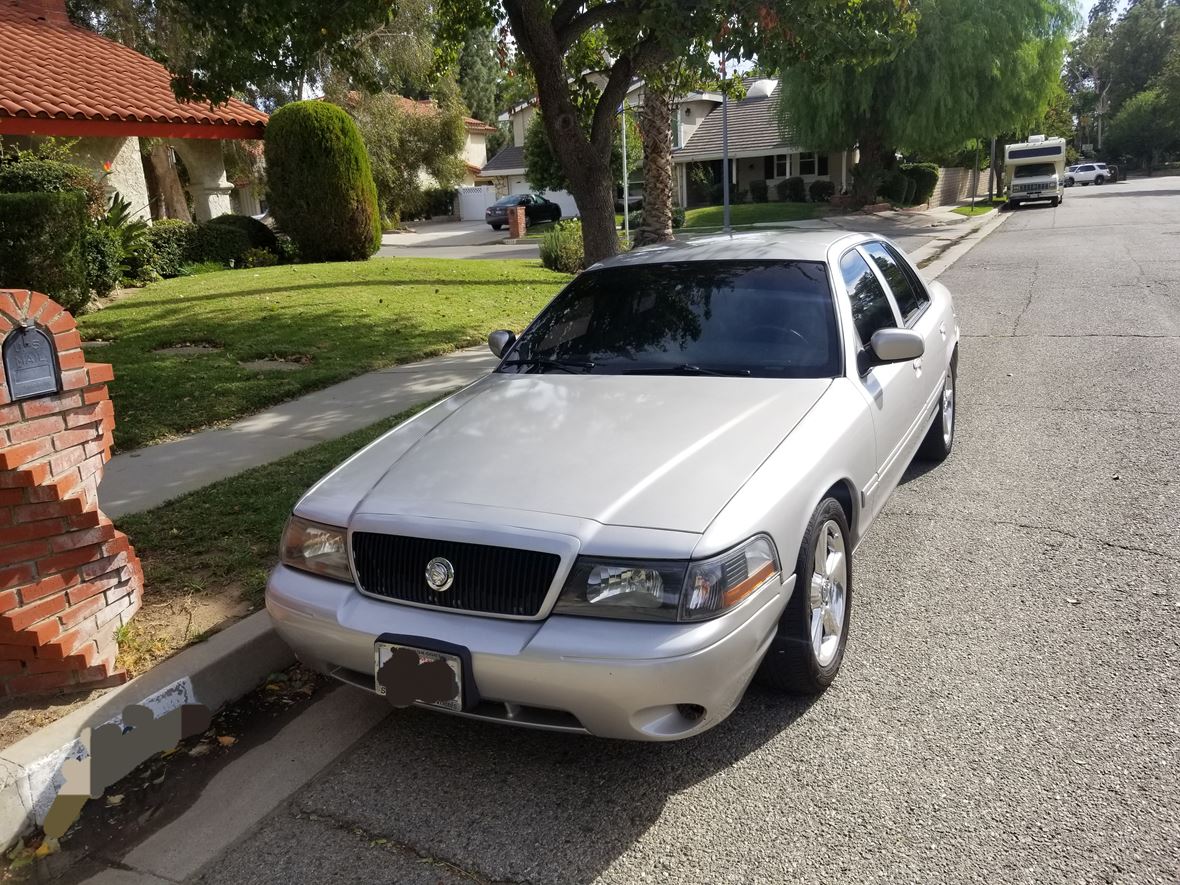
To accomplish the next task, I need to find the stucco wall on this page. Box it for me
[463,131,487,169]
[68,136,151,220]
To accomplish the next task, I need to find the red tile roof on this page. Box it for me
[0,0,267,140]
[393,96,497,133]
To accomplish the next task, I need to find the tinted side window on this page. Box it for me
[840,250,896,345]
[863,242,923,322]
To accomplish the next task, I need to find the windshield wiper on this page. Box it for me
[500,356,596,374]
[623,364,751,377]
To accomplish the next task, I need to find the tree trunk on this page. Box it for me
[852,128,893,204]
[144,144,191,221]
[503,0,665,267]
[634,86,674,247]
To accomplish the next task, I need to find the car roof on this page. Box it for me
[589,230,869,271]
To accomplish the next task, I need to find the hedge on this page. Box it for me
[880,169,910,203]
[206,213,279,255]
[84,224,123,298]
[192,222,251,266]
[145,219,197,278]
[777,176,806,202]
[748,179,769,203]
[265,100,382,262]
[0,154,106,218]
[900,163,940,205]
[809,179,836,203]
[0,191,89,313]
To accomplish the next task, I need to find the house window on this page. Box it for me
[773,154,789,178]
[799,152,830,176]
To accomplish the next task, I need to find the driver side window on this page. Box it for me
[840,250,897,347]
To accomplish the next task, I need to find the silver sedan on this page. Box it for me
[266,230,960,741]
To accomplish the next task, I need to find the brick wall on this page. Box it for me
[929,167,988,208]
[0,289,143,698]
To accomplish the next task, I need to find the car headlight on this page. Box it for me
[280,516,352,583]
[553,535,779,622]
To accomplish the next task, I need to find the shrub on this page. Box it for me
[206,213,279,255]
[241,247,279,268]
[777,176,806,202]
[879,169,910,203]
[421,187,457,218]
[538,219,584,274]
[748,179,769,203]
[98,192,153,283]
[0,191,89,313]
[899,163,939,205]
[709,182,724,205]
[83,224,123,298]
[0,152,106,218]
[902,175,918,204]
[808,179,836,203]
[265,100,382,262]
[192,221,251,266]
[146,219,198,278]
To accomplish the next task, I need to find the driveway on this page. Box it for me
[77,176,1180,884]
[377,219,543,260]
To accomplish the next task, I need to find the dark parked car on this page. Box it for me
[485,193,562,230]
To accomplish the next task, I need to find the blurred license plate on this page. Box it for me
[373,642,463,712]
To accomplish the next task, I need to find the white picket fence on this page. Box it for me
[457,186,497,221]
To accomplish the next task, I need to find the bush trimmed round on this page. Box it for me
[900,163,939,205]
[206,214,279,255]
[539,220,584,274]
[808,179,836,203]
[265,100,382,262]
[192,222,251,266]
[146,219,198,278]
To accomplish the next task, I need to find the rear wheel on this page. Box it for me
[918,358,956,462]
[756,499,852,694]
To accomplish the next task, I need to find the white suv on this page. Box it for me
[1065,163,1112,186]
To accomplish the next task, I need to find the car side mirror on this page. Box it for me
[869,328,924,364]
[488,329,516,359]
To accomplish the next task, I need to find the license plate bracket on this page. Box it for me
[373,633,479,712]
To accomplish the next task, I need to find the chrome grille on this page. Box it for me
[351,532,560,617]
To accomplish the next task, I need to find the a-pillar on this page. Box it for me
[171,140,233,221]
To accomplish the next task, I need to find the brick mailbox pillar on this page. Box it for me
[508,205,526,239]
[0,289,143,698]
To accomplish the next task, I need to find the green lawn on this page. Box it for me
[77,258,570,451]
[952,198,1007,217]
[683,202,826,229]
[115,401,434,671]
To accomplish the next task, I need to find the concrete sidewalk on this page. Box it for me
[98,347,499,518]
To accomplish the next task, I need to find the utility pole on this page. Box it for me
[988,136,996,201]
[970,140,980,211]
[621,99,630,243]
[721,81,731,232]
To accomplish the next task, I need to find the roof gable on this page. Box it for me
[676,78,799,159]
[0,0,267,139]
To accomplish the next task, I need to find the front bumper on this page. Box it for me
[266,565,791,741]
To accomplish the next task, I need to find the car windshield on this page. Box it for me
[1014,163,1057,178]
[499,260,841,378]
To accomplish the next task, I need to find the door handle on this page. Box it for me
[913,358,923,372]
[938,322,947,340]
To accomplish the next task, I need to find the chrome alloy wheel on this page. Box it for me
[941,368,956,448]
[808,520,847,667]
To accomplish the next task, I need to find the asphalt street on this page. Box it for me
[194,177,1179,884]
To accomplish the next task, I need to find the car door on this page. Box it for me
[525,195,542,223]
[839,247,924,522]
[861,241,944,421]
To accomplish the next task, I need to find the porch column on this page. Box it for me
[171,139,234,221]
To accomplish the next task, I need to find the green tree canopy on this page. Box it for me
[458,27,500,124]
[330,83,467,225]
[523,111,640,194]
[1107,88,1178,172]
[774,0,1075,200]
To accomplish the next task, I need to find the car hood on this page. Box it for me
[346,374,831,534]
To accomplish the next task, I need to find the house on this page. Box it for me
[0,0,267,220]
[673,78,852,207]
[481,75,853,213]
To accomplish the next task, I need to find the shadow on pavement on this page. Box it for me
[294,684,820,883]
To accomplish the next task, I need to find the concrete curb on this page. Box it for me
[0,610,292,850]
[913,208,1011,280]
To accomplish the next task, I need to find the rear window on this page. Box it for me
[493,195,522,207]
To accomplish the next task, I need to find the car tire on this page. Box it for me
[1095,175,1105,185]
[1051,196,1060,207]
[755,498,852,694]
[491,223,502,231]
[917,356,956,462]
[552,209,562,222]
[1065,178,1074,187]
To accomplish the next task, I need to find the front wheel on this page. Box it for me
[1095,175,1105,185]
[491,223,502,231]
[1051,195,1060,207]
[1065,178,1074,187]
[918,358,956,462]
[756,499,852,694]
